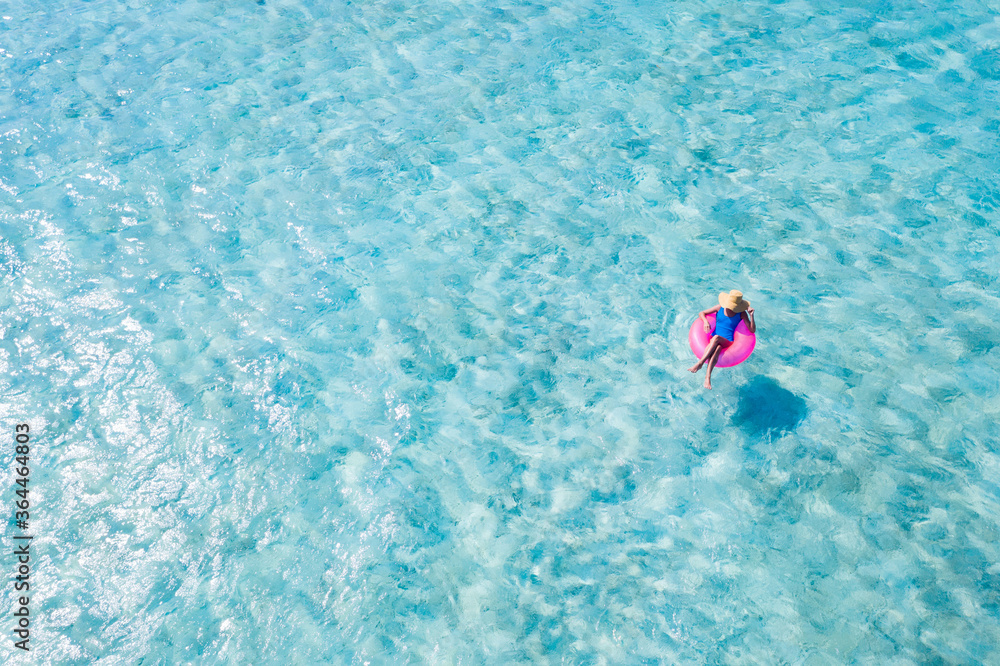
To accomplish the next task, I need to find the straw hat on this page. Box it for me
[719,290,749,313]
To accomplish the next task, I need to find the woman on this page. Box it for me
[688,290,755,389]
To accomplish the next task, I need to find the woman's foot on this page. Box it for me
[704,377,712,389]
[688,363,703,373]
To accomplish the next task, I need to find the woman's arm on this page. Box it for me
[742,307,756,334]
[700,305,721,331]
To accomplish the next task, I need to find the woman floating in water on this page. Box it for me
[688,290,755,389]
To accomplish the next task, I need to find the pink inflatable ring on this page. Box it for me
[688,313,756,368]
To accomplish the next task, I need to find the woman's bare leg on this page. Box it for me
[689,339,717,372]
[704,345,723,389]
[689,336,724,373]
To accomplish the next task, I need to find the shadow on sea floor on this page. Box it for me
[733,376,808,436]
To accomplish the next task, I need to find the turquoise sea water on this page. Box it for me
[2,0,999,662]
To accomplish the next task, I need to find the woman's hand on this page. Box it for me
[746,307,754,317]
[703,321,711,333]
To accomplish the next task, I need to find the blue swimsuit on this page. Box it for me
[713,309,742,342]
